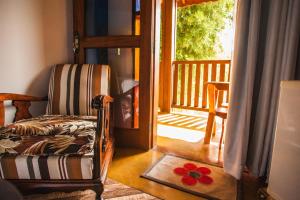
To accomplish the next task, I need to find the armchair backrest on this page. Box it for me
[46,64,110,116]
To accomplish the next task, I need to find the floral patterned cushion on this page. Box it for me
[0,115,97,156]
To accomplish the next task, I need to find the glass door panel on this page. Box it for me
[85,0,141,36]
[74,0,157,149]
[85,47,140,129]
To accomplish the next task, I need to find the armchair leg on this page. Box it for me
[95,189,103,200]
[96,194,103,200]
[92,181,104,200]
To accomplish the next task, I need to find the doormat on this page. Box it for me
[25,178,160,200]
[141,154,237,200]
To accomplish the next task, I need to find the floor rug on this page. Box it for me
[142,154,237,200]
[103,178,160,200]
[25,178,160,200]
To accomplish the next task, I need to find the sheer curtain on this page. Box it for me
[224,0,300,179]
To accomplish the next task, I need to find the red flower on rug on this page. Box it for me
[173,163,213,186]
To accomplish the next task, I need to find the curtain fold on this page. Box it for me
[224,0,300,179]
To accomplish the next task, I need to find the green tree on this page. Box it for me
[176,0,234,60]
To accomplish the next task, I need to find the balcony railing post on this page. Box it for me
[172,63,178,105]
[180,64,186,105]
[202,63,208,108]
[194,63,201,107]
[187,64,193,107]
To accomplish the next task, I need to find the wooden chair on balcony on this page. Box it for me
[204,81,229,149]
[0,64,114,199]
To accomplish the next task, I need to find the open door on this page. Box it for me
[73,0,160,149]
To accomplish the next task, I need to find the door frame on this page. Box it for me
[159,0,176,113]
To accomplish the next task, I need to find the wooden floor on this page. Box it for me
[108,112,262,200]
[108,148,209,200]
[157,112,208,131]
[108,148,262,200]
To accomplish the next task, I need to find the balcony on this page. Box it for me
[157,60,231,163]
[157,0,234,164]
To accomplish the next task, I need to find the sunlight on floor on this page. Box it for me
[157,111,223,144]
[157,124,205,142]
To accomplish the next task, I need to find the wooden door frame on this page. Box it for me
[73,0,160,150]
[159,0,176,113]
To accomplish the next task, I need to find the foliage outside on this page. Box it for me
[176,0,234,60]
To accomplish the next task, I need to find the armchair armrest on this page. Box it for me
[91,95,113,110]
[0,93,47,126]
[0,93,47,101]
[91,95,114,180]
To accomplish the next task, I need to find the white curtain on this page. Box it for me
[224,0,300,179]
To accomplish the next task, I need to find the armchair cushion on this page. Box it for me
[0,115,98,180]
[46,64,110,116]
[0,115,97,155]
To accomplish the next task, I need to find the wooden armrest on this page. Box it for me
[0,93,47,101]
[92,95,114,180]
[0,93,47,126]
[91,95,113,110]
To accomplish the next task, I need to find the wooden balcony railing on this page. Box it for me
[172,60,231,111]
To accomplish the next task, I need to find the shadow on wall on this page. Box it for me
[27,66,52,118]
[4,66,52,125]
[1,0,73,125]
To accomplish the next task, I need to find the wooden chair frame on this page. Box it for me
[204,82,229,146]
[0,93,114,199]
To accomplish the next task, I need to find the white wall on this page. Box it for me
[43,0,73,67]
[0,0,72,124]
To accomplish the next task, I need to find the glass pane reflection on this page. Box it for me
[85,0,141,36]
[85,48,140,129]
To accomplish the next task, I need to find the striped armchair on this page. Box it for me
[0,64,114,199]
